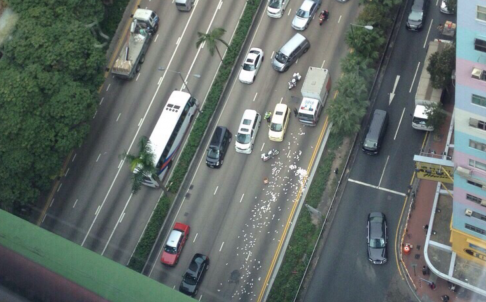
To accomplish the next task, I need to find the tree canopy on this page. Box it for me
[0,0,106,209]
[427,44,456,90]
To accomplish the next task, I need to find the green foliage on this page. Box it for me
[340,52,375,82]
[0,1,106,208]
[99,0,131,39]
[444,0,457,14]
[123,136,157,193]
[360,0,402,9]
[127,195,171,272]
[346,26,386,61]
[427,44,455,89]
[196,27,230,61]
[357,3,393,30]
[424,102,448,131]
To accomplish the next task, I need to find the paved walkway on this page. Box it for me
[400,103,472,302]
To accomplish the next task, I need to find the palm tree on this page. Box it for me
[196,27,229,61]
[123,136,157,193]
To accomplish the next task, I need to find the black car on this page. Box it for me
[362,109,388,155]
[406,0,428,31]
[367,212,388,264]
[179,253,209,296]
[206,126,231,168]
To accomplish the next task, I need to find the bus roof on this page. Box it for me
[149,91,191,163]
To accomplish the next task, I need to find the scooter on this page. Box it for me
[288,73,302,90]
[261,149,279,162]
[319,10,329,26]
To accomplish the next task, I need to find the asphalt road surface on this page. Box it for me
[144,1,367,301]
[41,0,248,266]
[303,1,456,301]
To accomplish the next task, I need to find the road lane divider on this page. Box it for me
[347,178,406,197]
[394,107,406,140]
[258,116,329,302]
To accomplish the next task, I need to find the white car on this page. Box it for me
[269,104,291,142]
[292,0,321,31]
[267,0,290,18]
[239,48,264,84]
[235,110,262,154]
[440,0,453,14]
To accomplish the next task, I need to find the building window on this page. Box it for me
[467,193,484,205]
[470,159,486,172]
[478,6,486,22]
[466,223,486,235]
[470,140,486,152]
[468,180,483,188]
[476,39,486,53]
[471,211,486,222]
[470,118,486,131]
[472,94,486,107]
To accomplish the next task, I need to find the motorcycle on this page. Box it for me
[319,10,329,26]
[261,149,279,162]
[288,73,302,90]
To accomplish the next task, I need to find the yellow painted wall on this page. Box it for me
[451,228,486,266]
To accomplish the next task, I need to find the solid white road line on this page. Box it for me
[106,84,110,92]
[95,206,101,216]
[193,233,198,243]
[138,118,143,127]
[65,168,70,177]
[253,93,258,102]
[379,156,390,187]
[157,77,163,86]
[424,19,434,49]
[57,183,62,192]
[279,97,283,104]
[73,199,78,208]
[338,15,342,23]
[394,107,406,140]
[116,113,121,122]
[50,198,55,207]
[240,194,245,203]
[72,153,77,162]
[271,51,275,59]
[261,143,265,151]
[214,186,219,195]
[176,37,181,45]
[348,178,406,196]
[102,194,133,255]
[135,73,141,82]
[118,159,124,169]
[100,97,104,105]
[96,154,101,162]
[154,33,159,42]
[321,60,326,68]
[409,62,421,93]
[219,242,225,252]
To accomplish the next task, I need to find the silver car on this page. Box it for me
[292,0,321,31]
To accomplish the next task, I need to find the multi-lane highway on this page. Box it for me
[303,0,456,301]
[41,0,249,265]
[143,1,363,301]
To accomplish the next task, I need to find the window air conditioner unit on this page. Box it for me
[457,166,472,178]
[472,67,483,79]
[481,199,486,207]
[465,209,473,216]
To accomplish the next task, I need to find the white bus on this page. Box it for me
[139,91,198,188]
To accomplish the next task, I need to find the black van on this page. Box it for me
[362,110,388,155]
[206,126,231,168]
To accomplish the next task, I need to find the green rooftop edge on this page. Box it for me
[0,210,193,302]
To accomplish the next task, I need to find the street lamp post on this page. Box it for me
[158,67,201,97]
[349,23,374,39]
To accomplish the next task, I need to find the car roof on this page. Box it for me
[167,229,183,248]
[367,110,387,140]
[300,0,314,11]
[240,110,258,129]
[210,126,226,146]
[272,104,288,124]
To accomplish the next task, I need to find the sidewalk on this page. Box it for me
[400,102,470,302]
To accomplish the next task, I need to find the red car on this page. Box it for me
[161,222,190,266]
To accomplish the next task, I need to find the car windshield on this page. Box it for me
[370,238,386,248]
[237,133,251,144]
[408,10,423,21]
[164,245,177,254]
[271,123,283,132]
[183,272,198,285]
[243,62,256,71]
[412,116,427,125]
[298,112,314,121]
[364,138,377,149]
[275,52,288,64]
[296,9,309,18]
[268,0,281,8]
[207,148,220,159]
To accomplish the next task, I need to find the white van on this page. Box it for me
[175,0,194,11]
[269,104,290,142]
[235,110,262,154]
[267,0,290,18]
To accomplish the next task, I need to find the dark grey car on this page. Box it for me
[367,212,388,264]
[179,253,209,296]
